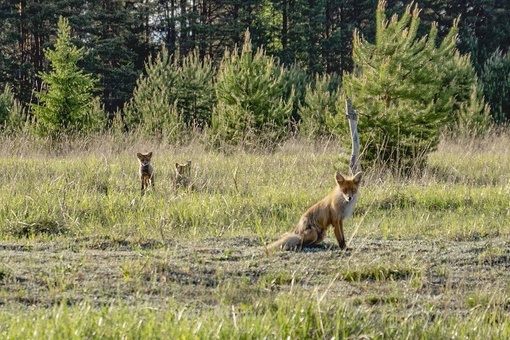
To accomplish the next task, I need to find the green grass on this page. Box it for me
[1,131,510,339]
[1,296,510,339]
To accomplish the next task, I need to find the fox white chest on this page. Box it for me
[341,193,358,220]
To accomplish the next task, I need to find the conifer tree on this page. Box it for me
[212,30,294,149]
[456,84,491,135]
[280,63,310,127]
[481,49,510,124]
[0,84,26,133]
[341,0,488,171]
[173,50,215,129]
[31,16,101,137]
[298,73,341,138]
[123,47,181,138]
[124,48,215,141]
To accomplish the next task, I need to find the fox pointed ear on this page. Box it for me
[136,153,143,159]
[187,160,192,166]
[335,172,346,184]
[353,171,363,184]
[147,152,153,158]
[175,162,180,168]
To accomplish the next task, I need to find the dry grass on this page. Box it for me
[0,130,509,338]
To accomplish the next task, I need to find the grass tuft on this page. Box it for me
[341,263,421,282]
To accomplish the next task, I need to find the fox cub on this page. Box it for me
[137,152,154,194]
[267,171,362,251]
[174,160,192,189]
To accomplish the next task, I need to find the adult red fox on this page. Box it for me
[267,171,362,251]
[137,152,154,194]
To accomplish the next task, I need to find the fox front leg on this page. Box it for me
[333,220,346,250]
[140,180,145,195]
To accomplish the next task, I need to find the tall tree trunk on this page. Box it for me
[179,0,188,56]
[282,0,288,65]
[18,0,28,86]
[198,0,207,59]
[165,0,177,55]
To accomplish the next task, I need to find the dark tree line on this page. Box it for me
[0,0,509,121]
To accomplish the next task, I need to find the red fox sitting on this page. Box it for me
[267,171,362,251]
[137,152,154,195]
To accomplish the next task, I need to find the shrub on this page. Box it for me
[341,0,489,172]
[211,30,294,150]
[481,49,510,124]
[0,84,26,133]
[123,48,182,140]
[298,73,341,138]
[124,48,215,142]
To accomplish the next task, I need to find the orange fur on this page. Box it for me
[267,171,362,251]
[137,152,154,195]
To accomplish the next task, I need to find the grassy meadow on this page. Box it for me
[1,131,510,339]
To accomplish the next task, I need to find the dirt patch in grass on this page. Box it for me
[1,236,509,314]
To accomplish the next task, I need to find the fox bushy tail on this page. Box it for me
[266,233,303,251]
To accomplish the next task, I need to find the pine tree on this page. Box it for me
[0,84,26,133]
[280,62,310,126]
[481,49,510,124]
[211,30,294,150]
[172,50,215,129]
[341,0,488,171]
[124,47,215,141]
[123,47,181,139]
[299,73,341,138]
[79,1,153,113]
[31,16,101,137]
